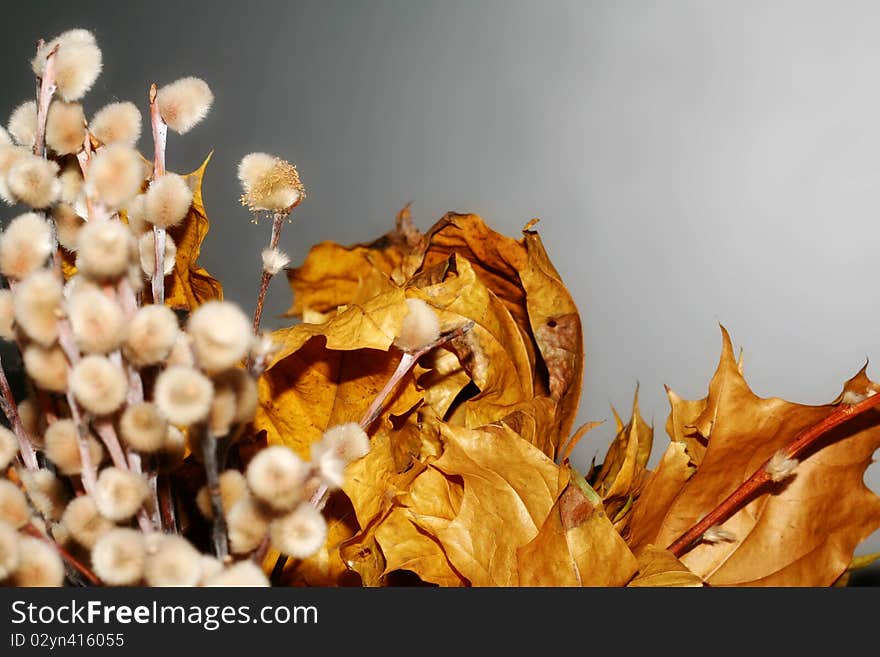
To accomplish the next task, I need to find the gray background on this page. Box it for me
[2,1,879,556]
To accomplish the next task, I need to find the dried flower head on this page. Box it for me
[156,77,213,135]
[123,304,179,367]
[44,419,104,475]
[19,468,68,521]
[246,445,308,512]
[93,467,148,522]
[14,269,62,346]
[196,469,247,520]
[0,426,16,470]
[238,152,304,213]
[143,534,202,586]
[226,495,271,554]
[144,173,192,228]
[12,536,64,587]
[76,219,135,280]
[766,450,799,483]
[138,230,176,277]
[0,520,20,580]
[0,479,29,528]
[393,298,440,352]
[261,247,290,275]
[186,301,252,373]
[67,287,126,354]
[0,212,52,280]
[119,402,168,453]
[23,344,69,392]
[204,560,270,587]
[91,101,142,147]
[45,101,86,155]
[91,528,146,585]
[61,494,114,549]
[269,502,327,559]
[33,29,103,101]
[69,354,128,416]
[7,101,37,148]
[153,365,213,426]
[85,144,144,209]
[6,154,61,208]
[0,289,13,340]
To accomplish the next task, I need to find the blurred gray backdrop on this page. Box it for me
[2,0,880,555]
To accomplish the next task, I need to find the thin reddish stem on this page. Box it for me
[33,44,58,157]
[668,391,880,557]
[0,355,39,471]
[251,212,286,335]
[22,523,101,586]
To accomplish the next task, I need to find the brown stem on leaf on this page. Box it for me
[34,43,58,157]
[22,522,101,586]
[149,84,168,305]
[0,355,39,471]
[199,426,229,559]
[667,391,880,558]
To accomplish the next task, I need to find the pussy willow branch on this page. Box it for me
[667,391,880,558]
[0,354,38,470]
[149,83,168,305]
[33,42,57,157]
[250,211,287,342]
[21,522,101,586]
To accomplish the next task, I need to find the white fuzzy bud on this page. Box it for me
[123,304,179,367]
[91,102,142,147]
[0,212,52,280]
[187,301,252,372]
[76,219,135,280]
[393,298,440,352]
[153,365,214,426]
[269,502,327,559]
[91,528,146,585]
[67,287,126,354]
[11,536,64,586]
[33,29,103,102]
[69,354,128,416]
[144,173,192,228]
[246,445,308,512]
[45,101,86,155]
[85,144,144,209]
[7,101,37,148]
[261,247,290,275]
[138,230,176,277]
[93,467,148,522]
[14,269,62,346]
[237,152,304,212]
[5,154,60,208]
[766,450,799,483]
[156,77,213,134]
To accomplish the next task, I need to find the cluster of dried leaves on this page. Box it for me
[172,206,876,587]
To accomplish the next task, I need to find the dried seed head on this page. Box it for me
[0,479,29,528]
[123,304,179,367]
[156,77,213,135]
[138,230,176,277]
[91,528,145,585]
[33,29,103,102]
[261,247,290,276]
[44,419,104,476]
[143,534,202,586]
[246,445,308,512]
[85,144,144,209]
[226,495,271,554]
[702,525,737,544]
[23,344,69,393]
[7,101,37,148]
[93,467,148,522]
[76,219,135,280]
[317,423,371,465]
[0,212,52,280]
[62,494,113,549]
[19,468,68,521]
[14,269,62,346]
[91,101,142,147]
[0,426,16,470]
[144,173,192,228]
[187,301,252,372]
[119,402,168,453]
[196,469,247,520]
[0,289,12,340]
[67,287,125,354]
[269,502,327,559]
[45,101,86,155]
[766,450,799,483]
[153,365,214,426]
[6,154,61,208]
[238,152,304,212]
[70,354,128,416]
[52,203,85,251]
[0,520,20,580]
[12,535,64,587]
[204,560,270,587]
[394,298,440,353]
[212,368,258,426]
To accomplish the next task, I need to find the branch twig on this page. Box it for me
[251,211,287,337]
[667,391,880,557]
[22,522,101,586]
[0,355,39,471]
[33,43,58,157]
[149,83,168,305]
[200,426,229,559]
